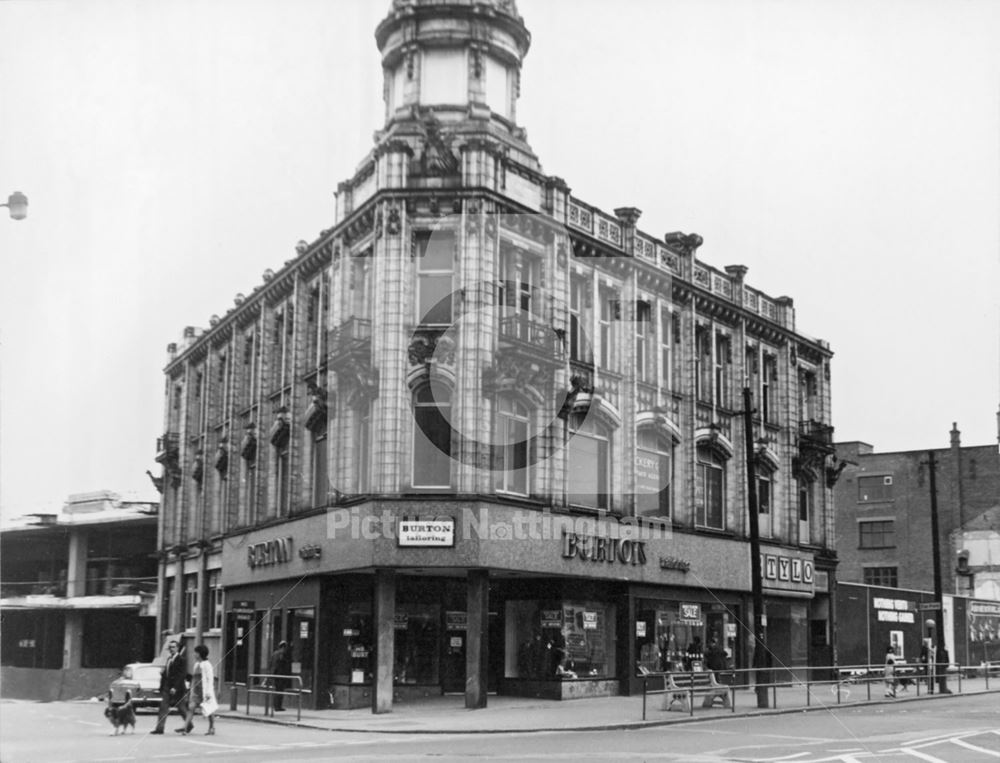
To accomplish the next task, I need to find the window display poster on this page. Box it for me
[540,609,562,628]
[680,603,702,622]
[583,611,598,630]
[636,621,647,637]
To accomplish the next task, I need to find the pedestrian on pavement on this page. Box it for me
[151,640,189,734]
[180,644,217,735]
[705,638,728,674]
[883,644,897,698]
[269,641,292,712]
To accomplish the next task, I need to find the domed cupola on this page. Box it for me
[375,0,532,133]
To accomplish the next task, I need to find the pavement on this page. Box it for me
[215,675,999,734]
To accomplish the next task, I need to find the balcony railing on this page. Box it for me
[498,315,562,360]
[155,432,180,464]
[328,317,372,362]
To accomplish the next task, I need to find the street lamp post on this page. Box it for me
[2,192,28,220]
[927,450,951,693]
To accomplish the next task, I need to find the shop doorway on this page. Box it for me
[441,610,466,693]
[224,613,252,685]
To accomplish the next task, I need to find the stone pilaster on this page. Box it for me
[372,569,396,714]
[465,569,489,709]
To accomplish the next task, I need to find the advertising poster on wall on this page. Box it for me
[968,600,1000,663]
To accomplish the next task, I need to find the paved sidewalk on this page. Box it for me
[216,676,998,734]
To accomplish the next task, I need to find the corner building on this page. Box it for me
[154,0,837,711]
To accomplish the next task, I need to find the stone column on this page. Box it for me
[62,612,83,670]
[372,568,396,714]
[465,569,489,709]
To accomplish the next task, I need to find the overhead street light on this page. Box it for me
[2,192,28,220]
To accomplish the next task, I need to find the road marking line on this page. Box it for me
[950,737,1000,757]
[744,754,810,761]
[900,748,948,762]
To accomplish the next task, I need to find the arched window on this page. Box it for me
[412,382,452,488]
[635,428,673,518]
[697,445,726,530]
[568,412,610,510]
[494,397,530,496]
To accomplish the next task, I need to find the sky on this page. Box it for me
[1,0,998,520]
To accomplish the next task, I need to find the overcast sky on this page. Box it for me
[1,0,998,519]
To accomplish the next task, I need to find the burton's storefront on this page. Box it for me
[221,502,829,710]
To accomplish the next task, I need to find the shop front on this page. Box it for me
[221,503,797,710]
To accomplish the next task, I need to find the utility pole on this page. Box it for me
[927,450,951,693]
[742,386,768,708]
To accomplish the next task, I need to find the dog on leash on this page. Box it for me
[104,691,137,735]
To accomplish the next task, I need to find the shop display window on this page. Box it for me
[394,602,440,684]
[331,599,373,684]
[505,599,616,679]
[634,600,737,675]
[285,607,316,693]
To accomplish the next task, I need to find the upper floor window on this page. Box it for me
[415,230,455,326]
[567,412,610,511]
[859,519,895,549]
[598,289,619,370]
[762,352,778,424]
[757,467,773,537]
[183,573,198,631]
[714,333,731,408]
[270,304,294,390]
[858,475,893,502]
[242,326,260,407]
[635,301,654,382]
[309,422,328,509]
[798,368,818,422]
[208,569,223,631]
[494,397,530,496]
[412,382,452,488]
[798,476,813,544]
[695,326,712,403]
[635,428,672,518]
[863,566,898,587]
[697,445,726,530]
[308,271,331,366]
[659,307,673,391]
[569,276,591,363]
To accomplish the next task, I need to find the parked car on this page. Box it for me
[109,663,163,709]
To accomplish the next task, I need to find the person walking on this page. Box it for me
[151,640,189,734]
[268,641,292,712]
[180,645,218,735]
[883,644,897,698]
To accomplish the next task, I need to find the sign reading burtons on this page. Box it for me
[561,530,647,566]
[398,518,455,547]
[247,538,292,568]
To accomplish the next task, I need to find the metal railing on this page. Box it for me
[240,674,304,722]
[640,662,1000,721]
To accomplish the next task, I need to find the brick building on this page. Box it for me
[153,0,837,712]
[834,422,1000,665]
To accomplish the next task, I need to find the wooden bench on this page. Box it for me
[663,671,732,713]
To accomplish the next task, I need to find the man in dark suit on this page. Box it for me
[151,640,189,734]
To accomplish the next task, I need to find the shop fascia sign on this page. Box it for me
[873,596,916,623]
[561,530,647,566]
[397,517,455,547]
[760,551,814,586]
[247,537,293,568]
